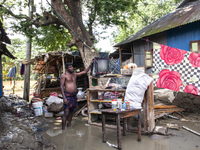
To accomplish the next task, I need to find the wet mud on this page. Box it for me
[43,115,200,150]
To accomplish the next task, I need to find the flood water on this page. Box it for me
[43,116,200,150]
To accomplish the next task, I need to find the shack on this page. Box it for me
[32,51,88,99]
[112,0,200,120]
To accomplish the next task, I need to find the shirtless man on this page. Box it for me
[60,60,93,130]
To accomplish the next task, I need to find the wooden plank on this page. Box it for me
[154,105,178,109]
[147,77,155,132]
[88,88,126,92]
[143,90,148,132]
[154,108,184,114]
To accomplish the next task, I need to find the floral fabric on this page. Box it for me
[153,43,200,95]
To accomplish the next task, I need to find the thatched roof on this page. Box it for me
[32,51,84,74]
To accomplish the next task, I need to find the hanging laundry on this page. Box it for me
[153,43,200,96]
[7,66,17,78]
[20,64,25,75]
[7,67,17,85]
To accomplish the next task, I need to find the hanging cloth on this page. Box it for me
[7,67,17,84]
[7,66,17,78]
[20,64,25,75]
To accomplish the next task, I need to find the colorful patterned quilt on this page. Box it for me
[153,43,200,95]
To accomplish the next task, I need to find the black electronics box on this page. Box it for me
[91,57,109,76]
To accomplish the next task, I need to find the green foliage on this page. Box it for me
[34,25,72,51]
[113,0,182,43]
[85,0,138,27]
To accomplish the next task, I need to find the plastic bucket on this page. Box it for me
[32,101,43,116]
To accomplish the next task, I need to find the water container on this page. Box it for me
[32,101,43,116]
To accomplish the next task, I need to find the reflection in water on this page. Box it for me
[46,129,63,137]
[43,117,200,150]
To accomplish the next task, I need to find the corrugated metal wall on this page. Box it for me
[167,21,200,51]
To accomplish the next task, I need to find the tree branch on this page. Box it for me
[0,5,31,20]
[33,11,63,27]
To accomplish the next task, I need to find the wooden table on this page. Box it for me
[101,108,141,149]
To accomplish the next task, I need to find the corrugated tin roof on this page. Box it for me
[114,1,200,47]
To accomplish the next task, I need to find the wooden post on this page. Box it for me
[102,113,106,143]
[143,91,148,132]
[119,47,122,68]
[130,43,134,63]
[138,111,141,141]
[23,0,33,101]
[13,78,15,94]
[0,55,3,96]
[117,114,122,149]
[62,53,65,73]
[147,76,155,132]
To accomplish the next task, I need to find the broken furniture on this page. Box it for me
[102,108,141,149]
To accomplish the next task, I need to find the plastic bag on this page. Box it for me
[47,102,63,112]
[124,72,153,109]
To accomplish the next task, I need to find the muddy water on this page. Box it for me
[43,116,200,150]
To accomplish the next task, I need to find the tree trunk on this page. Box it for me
[51,0,99,67]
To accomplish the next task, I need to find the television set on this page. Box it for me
[91,57,109,76]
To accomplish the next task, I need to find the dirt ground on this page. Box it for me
[0,96,56,150]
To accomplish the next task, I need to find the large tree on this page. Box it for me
[1,0,137,67]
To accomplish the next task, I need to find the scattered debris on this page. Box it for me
[182,126,200,137]
[166,123,180,130]
[150,134,170,139]
[0,96,56,150]
[106,141,118,149]
[166,115,180,120]
[153,126,168,135]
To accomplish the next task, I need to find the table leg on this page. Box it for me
[117,114,122,149]
[123,118,127,136]
[102,113,106,143]
[138,111,141,141]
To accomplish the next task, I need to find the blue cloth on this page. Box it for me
[7,67,17,78]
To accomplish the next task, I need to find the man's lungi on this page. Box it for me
[63,91,78,110]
